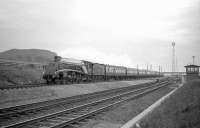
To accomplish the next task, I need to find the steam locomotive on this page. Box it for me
[43,56,162,84]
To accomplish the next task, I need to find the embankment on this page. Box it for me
[140,79,200,128]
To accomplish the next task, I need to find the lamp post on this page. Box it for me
[172,42,176,75]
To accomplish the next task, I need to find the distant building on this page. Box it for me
[184,64,200,81]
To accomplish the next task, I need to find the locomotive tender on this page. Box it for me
[43,56,162,84]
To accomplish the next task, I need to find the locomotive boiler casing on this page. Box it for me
[43,56,89,83]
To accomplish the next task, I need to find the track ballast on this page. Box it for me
[0,80,171,128]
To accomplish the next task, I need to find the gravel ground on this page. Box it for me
[0,79,155,108]
[77,84,175,128]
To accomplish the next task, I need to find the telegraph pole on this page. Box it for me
[176,57,178,72]
[192,56,195,65]
[172,42,176,75]
[159,65,161,75]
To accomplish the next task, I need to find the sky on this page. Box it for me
[0,0,200,72]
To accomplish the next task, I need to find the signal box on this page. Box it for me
[184,64,200,81]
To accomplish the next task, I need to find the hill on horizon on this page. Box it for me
[0,49,57,63]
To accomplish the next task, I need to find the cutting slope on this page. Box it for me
[0,49,56,63]
[0,49,57,85]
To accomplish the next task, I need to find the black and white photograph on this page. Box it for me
[0,0,200,128]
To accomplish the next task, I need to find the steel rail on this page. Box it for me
[0,77,165,90]
[1,81,169,128]
[0,81,158,127]
[51,82,169,128]
[0,79,158,90]
[0,81,156,117]
[0,83,50,90]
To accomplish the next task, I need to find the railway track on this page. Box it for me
[0,78,162,90]
[0,83,52,90]
[0,80,170,128]
[0,79,159,90]
[0,81,156,126]
[0,81,154,118]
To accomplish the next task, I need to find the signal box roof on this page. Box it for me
[184,64,200,67]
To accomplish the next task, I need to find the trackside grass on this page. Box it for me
[140,79,200,128]
[0,64,44,86]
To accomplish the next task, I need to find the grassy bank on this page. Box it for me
[140,80,200,128]
[0,64,44,86]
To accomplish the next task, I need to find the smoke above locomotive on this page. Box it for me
[43,56,162,84]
